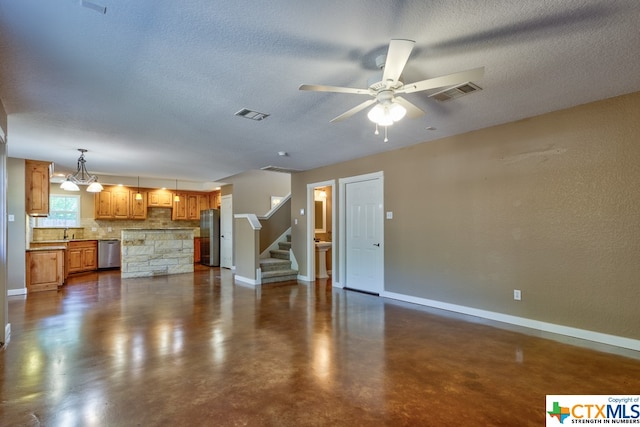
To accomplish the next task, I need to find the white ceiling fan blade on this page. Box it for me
[398,67,485,94]
[330,99,377,123]
[382,39,415,85]
[299,84,369,95]
[394,96,425,119]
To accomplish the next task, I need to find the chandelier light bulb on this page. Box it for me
[60,178,80,191]
[86,182,104,193]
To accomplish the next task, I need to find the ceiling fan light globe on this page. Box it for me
[389,102,407,122]
[377,115,394,126]
[367,104,385,123]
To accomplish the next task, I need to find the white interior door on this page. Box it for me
[345,176,383,294]
[220,195,233,269]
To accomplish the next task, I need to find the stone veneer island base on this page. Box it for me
[121,228,194,278]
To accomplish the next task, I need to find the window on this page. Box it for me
[36,194,81,227]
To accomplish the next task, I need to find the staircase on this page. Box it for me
[260,235,298,284]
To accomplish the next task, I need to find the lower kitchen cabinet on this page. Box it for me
[26,249,65,292]
[194,237,201,263]
[67,240,98,275]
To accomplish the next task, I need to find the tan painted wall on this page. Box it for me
[0,111,7,343]
[234,217,259,280]
[222,170,290,215]
[291,91,640,340]
[7,158,26,291]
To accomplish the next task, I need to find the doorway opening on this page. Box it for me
[306,180,335,283]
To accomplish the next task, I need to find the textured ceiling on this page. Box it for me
[1,0,639,188]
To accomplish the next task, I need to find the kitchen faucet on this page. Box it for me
[63,228,69,240]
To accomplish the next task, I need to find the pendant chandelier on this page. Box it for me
[60,149,103,192]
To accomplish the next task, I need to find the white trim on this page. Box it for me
[259,193,291,220]
[297,274,312,282]
[234,274,261,286]
[289,248,298,271]
[233,213,262,230]
[8,288,27,296]
[381,290,640,352]
[4,323,9,344]
[339,171,384,292]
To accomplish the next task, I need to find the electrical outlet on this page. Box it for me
[514,289,521,301]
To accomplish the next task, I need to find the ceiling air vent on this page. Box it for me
[81,0,107,14]
[261,166,302,174]
[429,82,482,102]
[235,108,270,121]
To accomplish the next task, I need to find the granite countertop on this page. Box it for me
[31,239,99,243]
[27,246,67,252]
[121,228,196,231]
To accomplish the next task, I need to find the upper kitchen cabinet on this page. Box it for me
[95,186,132,219]
[147,189,174,207]
[26,159,52,216]
[198,194,210,214]
[210,191,221,209]
[172,192,209,220]
[171,192,189,220]
[130,191,147,219]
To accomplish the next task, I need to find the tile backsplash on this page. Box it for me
[31,207,200,241]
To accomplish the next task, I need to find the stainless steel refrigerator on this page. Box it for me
[200,209,220,266]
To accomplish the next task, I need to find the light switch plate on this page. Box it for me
[386,211,393,219]
[8,214,15,222]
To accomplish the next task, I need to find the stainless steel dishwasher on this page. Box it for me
[98,239,121,269]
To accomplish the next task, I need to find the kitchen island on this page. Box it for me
[121,228,194,278]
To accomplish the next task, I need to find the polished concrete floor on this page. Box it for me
[2,267,640,426]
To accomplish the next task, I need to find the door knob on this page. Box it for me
[373,243,380,247]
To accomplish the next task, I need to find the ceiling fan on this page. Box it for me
[299,39,484,138]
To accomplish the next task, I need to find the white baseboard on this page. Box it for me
[297,274,311,282]
[332,281,344,288]
[381,291,640,352]
[234,275,260,287]
[8,288,27,296]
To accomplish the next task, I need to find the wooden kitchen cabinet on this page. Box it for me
[172,192,210,220]
[67,240,98,275]
[130,191,147,219]
[194,237,201,263]
[172,192,188,220]
[147,189,174,207]
[26,159,52,216]
[112,187,130,219]
[95,186,143,219]
[198,194,210,214]
[210,191,221,209]
[26,249,64,292]
[187,193,199,219]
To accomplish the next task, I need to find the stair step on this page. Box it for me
[261,269,298,284]
[278,241,291,250]
[259,258,291,272]
[269,249,290,260]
